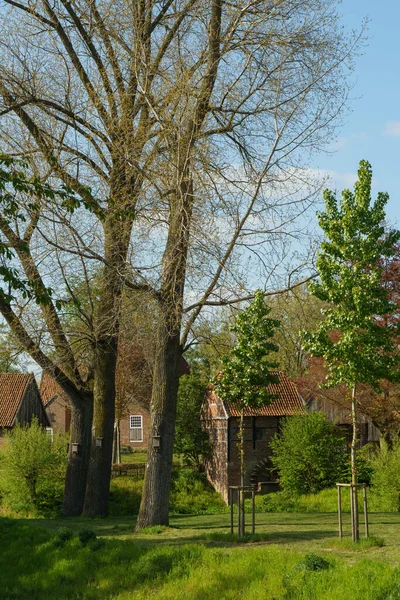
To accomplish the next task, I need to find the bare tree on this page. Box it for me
[0,0,364,523]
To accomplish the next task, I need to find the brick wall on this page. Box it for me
[119,400,150,451]
[45,395,71,434]
[227,416,279,489]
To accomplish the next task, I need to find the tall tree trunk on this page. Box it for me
[83,339,118,517]
[83,216,131,517]
[135,322,181,528]
[351,384,360,541]
[63,397,93,516]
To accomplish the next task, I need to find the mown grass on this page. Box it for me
[3,512,400,599]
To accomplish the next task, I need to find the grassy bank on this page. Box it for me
[3,512,400,599]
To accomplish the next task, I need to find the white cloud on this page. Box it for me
[383,121,400,136]
[306,168,358,190]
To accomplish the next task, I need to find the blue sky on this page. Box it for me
[312,0,400,226]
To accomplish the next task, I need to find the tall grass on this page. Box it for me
[1,518,400,600]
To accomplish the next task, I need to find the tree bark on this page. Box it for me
[63,396,93,516]
[135,323,181,528]
[83,338,118,517]
[83,217,131,517]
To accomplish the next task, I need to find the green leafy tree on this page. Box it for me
[303,160,400,539]
[0,418,67,515]
[174,374,210,470]
[270,413,347,495]
[214,290,280,487]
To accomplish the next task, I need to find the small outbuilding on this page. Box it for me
[0,373,49,444]
[202,370,304,503]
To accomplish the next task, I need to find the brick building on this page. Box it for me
[40,373,72,435]
[0,373,49,444]
[40,356,190,450]
[202,371,304,503]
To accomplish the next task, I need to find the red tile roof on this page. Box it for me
[40,372,70,406]
[0,373,33,426]
[222,371,305,417]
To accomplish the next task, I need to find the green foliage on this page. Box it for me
[174,374,210,469]
[303,160,400,390]
[215,290,280,409]
[0,418,66,516]
[369,442,400,512]
[270,413,348,495]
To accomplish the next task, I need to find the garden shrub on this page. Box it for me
[369,441,400,512]
[270,413,349,495]
[0,418,67,516]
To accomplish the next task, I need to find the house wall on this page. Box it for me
[227,416,280,491]
[201,390,229,502]
[16,380,49,428]
[119,400,150,451]
[45,395,71,434]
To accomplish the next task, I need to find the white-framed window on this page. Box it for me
[129,415,143,442]
[45,427,54,442]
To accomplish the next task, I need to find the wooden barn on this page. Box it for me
[202,371,304,503]
[305,394,380,445]
[0,373,49,444]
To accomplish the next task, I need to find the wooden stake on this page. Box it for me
[252,489,255,534]
[337,485,342,538]
[237,488,241,536]
[363,485,369,539]
[230,488,234,535]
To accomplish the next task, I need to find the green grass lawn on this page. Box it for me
[119,452,147,464]
[3,512,400,599]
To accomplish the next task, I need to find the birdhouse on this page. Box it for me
[72,443,80,454]
[152,435,161,449]
[95,437,103,448]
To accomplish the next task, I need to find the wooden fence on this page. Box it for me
[111,463,146,479]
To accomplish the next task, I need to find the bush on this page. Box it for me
[0,418,67,516]
[247,487,368,513]
[369,441,400,512]
[270,413,348,495]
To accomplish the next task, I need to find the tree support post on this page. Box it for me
[337,484,342,539]
[363,484,369,539]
